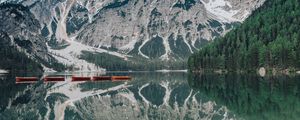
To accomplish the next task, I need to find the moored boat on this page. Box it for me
[16,77,38,84]
[44,77,65,82]
[92,76,111,81]
[72,76,91,81]
[111,76,131,81]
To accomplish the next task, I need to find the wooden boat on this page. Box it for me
[92,76,111,81]
[16,77,38,84]
[111,76,131,81]
[72,76,91,81]
[44,77,65,82]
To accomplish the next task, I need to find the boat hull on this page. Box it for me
[72,76,91,81]
[44,77,65,82]
[111,76,131,81]
[92,76,111,81]
[16,77,38,84]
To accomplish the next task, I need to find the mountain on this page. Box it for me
[188,0,300,72]
[0,3,65,72]
[75,0,264,60]
[0,0,265,71]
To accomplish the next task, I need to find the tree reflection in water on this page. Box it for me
[189,73,300,120]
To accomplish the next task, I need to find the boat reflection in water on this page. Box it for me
[43,77,65,82]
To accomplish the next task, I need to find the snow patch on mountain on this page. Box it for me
[160,36,172,61]
[52,0,76,42]
[201,0,240,22]
[76,0,111,23]
[48,37,128,71]
[0,0,6,3]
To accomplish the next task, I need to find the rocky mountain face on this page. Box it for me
[0,4,47,60]
[74,0,265,60]
[0,3,63,71]
[0,0,265,70]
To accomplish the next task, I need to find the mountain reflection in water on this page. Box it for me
[0,72,299,120]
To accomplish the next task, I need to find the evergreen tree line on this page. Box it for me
[0,39,43,73]
[80,51,187,71]
[0,32,66,73]
[189,0,300,71]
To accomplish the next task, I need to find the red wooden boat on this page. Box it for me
[44,77,65,82]
[92,76,111,81]
[111,76,131,81]
[72,76,91,81]
[16,77,38,84]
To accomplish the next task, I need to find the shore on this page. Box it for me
[191,67,300,77]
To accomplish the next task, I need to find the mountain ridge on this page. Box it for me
[0,3,65,72]
[0,0,265,71]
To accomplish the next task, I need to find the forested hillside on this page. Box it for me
[189,0,300,71]
[80,51,187,71]
[0,31,43,73]
[0,4,65,73]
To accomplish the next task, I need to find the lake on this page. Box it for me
[0,72,299,120]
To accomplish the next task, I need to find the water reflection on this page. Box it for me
[0,73,42,112]
[58,72,232,120]
[189,73,300,120]
[0,72,232,120]
[2,72,298,119]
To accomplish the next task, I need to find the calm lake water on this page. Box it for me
[0,72,299,120]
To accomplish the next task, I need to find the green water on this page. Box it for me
[0,72,299,120]
[189,73,300,120]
